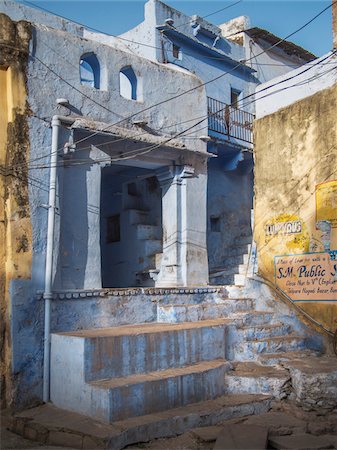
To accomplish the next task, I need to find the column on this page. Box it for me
[156,165,209,287]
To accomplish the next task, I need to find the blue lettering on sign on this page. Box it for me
[297,265,326,278]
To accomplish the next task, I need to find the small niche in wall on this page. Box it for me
[107,214,120,243]
[210,216,221,232]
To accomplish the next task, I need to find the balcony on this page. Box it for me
[207,96,254,144]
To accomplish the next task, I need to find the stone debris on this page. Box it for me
[268,433,334,450]
[242,411,307,436]
[6,395,271,450]
[282,356,337,411]
[189,426,222,442]
[213,424,268,449]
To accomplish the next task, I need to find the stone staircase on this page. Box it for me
[50,290,322,428]
[126,208,163,286]
[50,320,231,423]
[209,235,253,286]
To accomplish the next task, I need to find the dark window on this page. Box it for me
[172,44,181,59]
[107,215,120,243]
[127,182,138,196]
[80,53,100,89]
[231,88,241,109]
[210,216,220,232]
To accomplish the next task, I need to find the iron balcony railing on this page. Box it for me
[207,96,254,144]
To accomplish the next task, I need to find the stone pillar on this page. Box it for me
[156,165,209,287]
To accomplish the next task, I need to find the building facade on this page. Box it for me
[117,0,316,284]
[0,0,319,409]
[253,10,337,333]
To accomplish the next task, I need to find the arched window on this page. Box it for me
[80,53,100,89]
[119,66,137,100]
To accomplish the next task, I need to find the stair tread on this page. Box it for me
[240,323,287,331]
[232,311,273,317]
[90,360,229,389]
[259,350,320,360]
[251,334,305,343]
[14,393,271,439]
[57,319,228,338]
[159,299,253,309]
[227,362,288,378]
[113,393,271,428]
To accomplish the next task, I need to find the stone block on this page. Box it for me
[190,426,222,442]
[213,424,268,449]
[244,412,307,436]
[48,431,83,448]
[268,433,334,450]
[83,435,106,449]
[23,426,38,441]
[283,357,337,411]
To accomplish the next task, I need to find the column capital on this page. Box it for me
[155,165,195,187]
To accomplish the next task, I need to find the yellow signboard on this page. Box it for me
[275,252,337,302]
[316,180,337,228]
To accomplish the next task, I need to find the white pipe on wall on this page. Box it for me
[43,115,75,402]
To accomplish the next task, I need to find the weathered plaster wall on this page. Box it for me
[0,1,210,406]
[118,0,257,113]
[207,157,253,271]
[0,14,32,408]
[254,81,337,332]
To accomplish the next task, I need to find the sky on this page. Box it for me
[17,0,334,57]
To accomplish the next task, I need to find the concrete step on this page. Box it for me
[223,244,251,257]
[234,235,253,246]
[136,224,161,240]
[135,269,159,286]
[210,272,248,286]
[50,320,228,421]
[157,292,253,306]
[238,324,292,341]
[138,252,163,272]
[157,299,255,323]
[258,350,322,366]
[211,264,249,278]
[231,311,274,327]
[144,239,162,256]
[52,320,227,380]
[125,208,152,225]
[89,360,230,422]
[210,273,235,285]
[224,362,290,399]
[10,394,272,450]
[232,335,310,361]
[234,273,246,286]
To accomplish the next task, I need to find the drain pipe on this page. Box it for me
[43,114,76,402]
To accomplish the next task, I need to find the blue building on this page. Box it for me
[117,0,315,284]
[0,0,320,430]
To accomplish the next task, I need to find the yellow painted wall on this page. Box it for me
[0,14,32,408]
[254,83,337,332]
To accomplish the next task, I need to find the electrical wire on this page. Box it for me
[3,2,336,171]
[23,51,336,170]
[2,50,334,174]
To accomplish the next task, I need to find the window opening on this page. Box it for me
[80,53,100,89]
[120,66,137,100]
[172,44,181,59]
[107,215,120,243]
[210,216,221,232]
[230,88,241,109]
[127,182,138,196]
